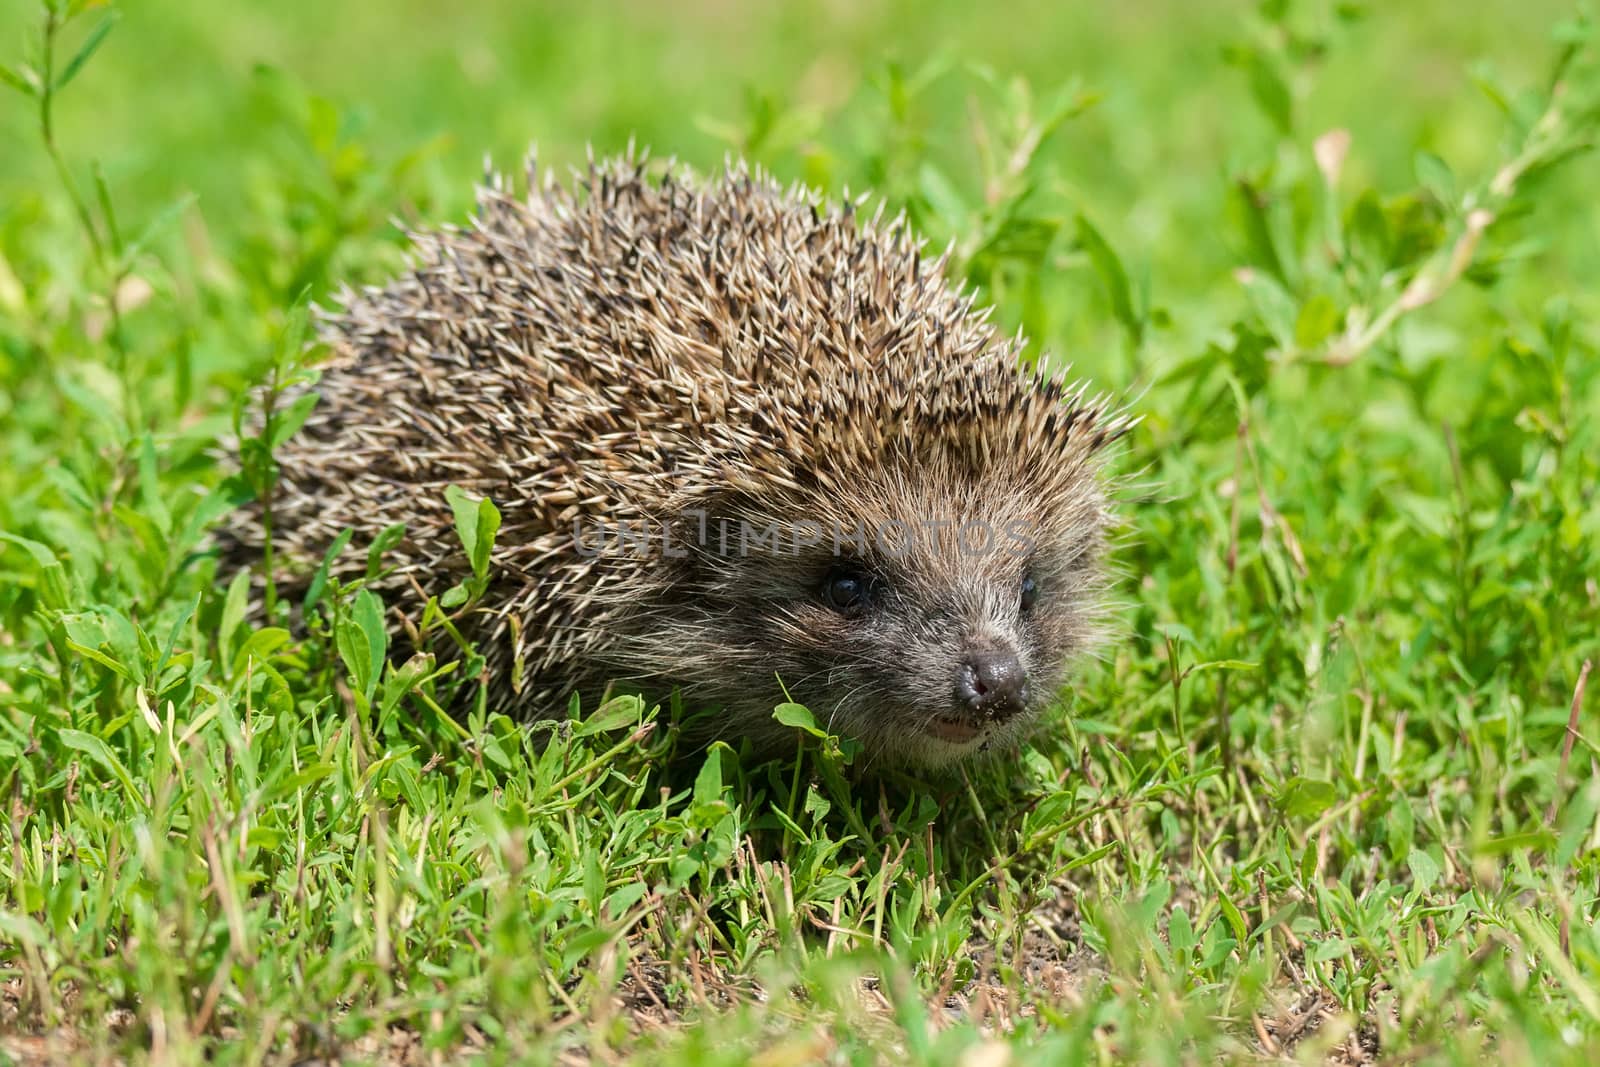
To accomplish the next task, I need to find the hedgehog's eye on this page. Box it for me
[821,564,871,617]
[1019,574,1039,613]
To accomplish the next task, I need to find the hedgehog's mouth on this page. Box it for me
[927,716,982,744]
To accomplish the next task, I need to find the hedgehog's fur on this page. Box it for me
[236,151,1129,767]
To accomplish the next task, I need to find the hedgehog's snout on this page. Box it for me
[953,643,1029,722]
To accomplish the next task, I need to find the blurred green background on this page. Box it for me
[3,0,1591,389]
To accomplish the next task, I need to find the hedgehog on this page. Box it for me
[232,151,1128,768]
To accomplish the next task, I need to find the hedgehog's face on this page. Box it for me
[652,457,1110,768]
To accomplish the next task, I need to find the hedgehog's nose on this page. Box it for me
[954,647,1028,720]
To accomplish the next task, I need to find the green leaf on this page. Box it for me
[1299,842,1318,883]
[58,728,139,803]
[1168,906,1196,958]
[378,653,435,723]
[1309,936,1350,963]
[1407,848,1441,893]
[802,784,830,822]
[219,568,252,660]
[773,702,824,737]
[1185,659,1259,676]
[1294,294,1340,349]
[559,928,615,974]
[268,392,319,449]
[1245,49,1292,135]
[471,498,501,578]
[153,594,199,685]
[54,11,121,91]
[1217,890,1249,944]
[138,434,172,537]
[0,533,72,610]
[43,464,93,509]
[1465,831,1555,857]
[1076,213,1140,341]
[63,636,132,679]
[348,589,388,701]
[176,475,253,552]
[1154,621,1197,645]
[365,522,407,580]
[335,618,372,703]
[918,162,971,229]
[123,192,197,264]
[0,912,50,950]
[446,487,502,580]
[575,695,645,736]
[584,851,605,914]
[693,747,724,807]
[1346,190,1390,265]
[603,881,648,919]
[270,762,336,800]
[446,486,481,564]
[1236,269,1298,349]
[1196,922,1238,970]
[231,627,291,678]
[1276,777,1338,820]
[0,64,40,98]
[276,293,313,372]
[1231,179,1292,284]
[302,527,354,615]
[1556,783,1600,870]
[1413,150,1455,203]
[91,162,123,256]
[1470,63,1514,120]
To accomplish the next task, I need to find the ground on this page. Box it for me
[2,0,1600,1064]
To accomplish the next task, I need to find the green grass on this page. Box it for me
[3,0,1600,1063]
